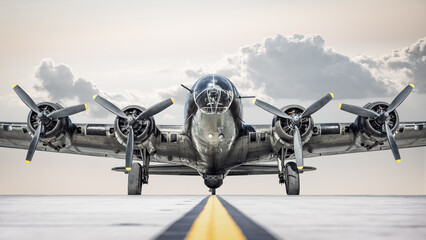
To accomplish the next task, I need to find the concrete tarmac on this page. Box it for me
[0,195,425,240]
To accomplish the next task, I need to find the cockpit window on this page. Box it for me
[193,75,234,114]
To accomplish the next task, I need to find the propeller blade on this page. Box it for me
[386,84,414,114]
[47,104,88,118]
[385,122,401,162]
[253,99,291,119]
[135,98,175,121]
[301,93,334,118]
[25,123,42,163]
[93,95,127,119]
[339,103,380,118]
[293,126,304,170]
[125,127,134,171]
[13,85,41,114]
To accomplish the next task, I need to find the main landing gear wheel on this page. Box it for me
[128,163,143,195]
[285,162,300,195]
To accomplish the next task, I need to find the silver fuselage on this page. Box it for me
[183,75,244,175]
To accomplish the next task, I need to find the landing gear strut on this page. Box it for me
[210,188,216,195]
[278,149,300,195]
[127,149,150,195]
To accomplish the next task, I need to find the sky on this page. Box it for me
[0,0,425,195]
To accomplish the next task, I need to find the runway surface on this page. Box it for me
[1,195,425,240]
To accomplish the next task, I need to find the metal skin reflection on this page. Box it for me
[185,75,244,189]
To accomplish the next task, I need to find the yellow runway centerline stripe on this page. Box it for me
[185,196,246,240]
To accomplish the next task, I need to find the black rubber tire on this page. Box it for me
[128,163,143,195]
[285,162,300,195]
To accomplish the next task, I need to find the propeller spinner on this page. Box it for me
[93,95,174,171]
[339,84,414,162]
[13,84,87,163]
[254,93,334,170]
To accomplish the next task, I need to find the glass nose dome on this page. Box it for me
[193,75,234,114]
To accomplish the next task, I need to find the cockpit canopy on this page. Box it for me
[193,75,234,114]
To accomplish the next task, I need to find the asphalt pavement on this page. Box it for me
[0,195,425,240]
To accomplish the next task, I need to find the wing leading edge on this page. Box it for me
[240,122,426,164]
[0,122,196,164]
[1,121,425,167]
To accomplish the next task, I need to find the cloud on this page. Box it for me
[157,83,193,105]
[183,34,426,101]
[185,69,206,79]
[356,38,426,93]
[33,35,426,119]
[33,59,126,118]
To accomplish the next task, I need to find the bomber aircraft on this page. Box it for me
[0,75,425,195]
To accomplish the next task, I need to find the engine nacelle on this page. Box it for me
[353,101,400,148]
[272,105,314,148]
[114,105,156,148]
[27,102,73,148]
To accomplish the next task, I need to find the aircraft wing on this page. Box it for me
[0,122,196,165]
[242,122,426,163]
[304,121,426,158]
[0,122,125,159]
[1,121,425,169]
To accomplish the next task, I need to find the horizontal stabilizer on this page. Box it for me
[111,164,316,175]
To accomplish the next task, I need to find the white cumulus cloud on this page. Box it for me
[356,37,426,93]
[32,35,426,120]
[183,34,426,101]
[33,59,130,118]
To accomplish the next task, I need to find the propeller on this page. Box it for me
[254,93,334,170]
[13,84,87,163]
[339,84,414,162]
[93,94,174,171]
